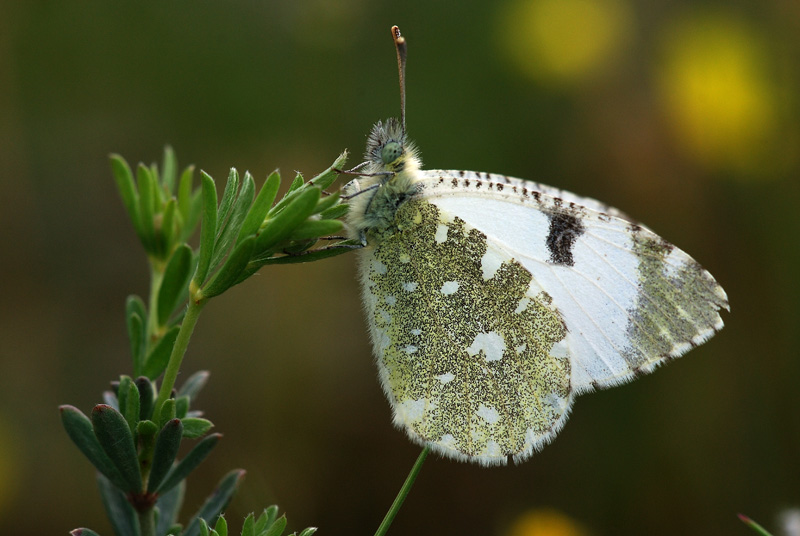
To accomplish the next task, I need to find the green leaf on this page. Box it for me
[92,404,142,493]
[158,244,194,326]
[127,312,145,376]
[738,514,775,536]
[155,479,186,536]
[178,165,197,235]
[201,235,255,299]
[137,164,158,255]
[263,515,287,536]
[311,191,341,216]
[255,187,320,255]
[175,395,190,419]
[241,513,255,536]
[159,399,177,429]
[135,377,155,421]
[216,168,241,238]
[297,528,317,536]
[157,433,221,494]
[181,417,213,439]
[162,145,178,193]
[137,419,159,438]
[125,295,147,375]
[287,173,304,193]
[161,198,178,253]
[246,240,359,272]
[183,470,246,536]
[110,155,143,244]
[214,515,228,536]
[237,171,281,242]
[97,473,139,536]
[70,529,103,536]
[178,370,209,401]
[319,202,349,221]
[211,172,255,269]
[308,151,347,190]
[194,172,219,286]
[60,405,129,491]
[147,419,184,493]
[142,325,180,380]
[287,219,343,241]
[255,506,278,533]
[120,377,140,436]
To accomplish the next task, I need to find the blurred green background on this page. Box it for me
[1,1,798,535]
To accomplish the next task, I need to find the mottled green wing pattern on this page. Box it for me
[358,198,573,465]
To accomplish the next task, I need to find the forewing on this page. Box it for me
[418,170,729,392]
[357,197,575,465]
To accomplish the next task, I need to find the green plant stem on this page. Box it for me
[139,508,155,536]
[147,264,165,339]
[151,298,206,424]
[374,445,430,536]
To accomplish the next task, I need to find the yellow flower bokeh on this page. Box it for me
[506,508,590,536]
[656,13,789,177]
[497,0,633,87]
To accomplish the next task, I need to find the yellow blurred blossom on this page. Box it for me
[506,508,590,536]
[656,13,786,176]
[497,0,633,87]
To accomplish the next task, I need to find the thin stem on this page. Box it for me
[138,508,155,536]
[374,445,430,536]
[151,297,206,424]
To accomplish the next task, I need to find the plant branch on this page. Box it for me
[374,445,430,536]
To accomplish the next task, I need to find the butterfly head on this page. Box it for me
[364,117,420,176]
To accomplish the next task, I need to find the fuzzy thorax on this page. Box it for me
[345,118,422,242]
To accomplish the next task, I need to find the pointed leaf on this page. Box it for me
[308,152,347,190]
[211,173,255,269]
[158,244,194,326]
[297,528,318,536]
[237,171,280,242]
[60,405,129,491]
[178,165,197,235]
[162,146,178,193]
[137,164,158,255]
[142,325,180,380]
[194,171,219,286]
[181,417,213,439]
[287,173,304,193]
[201,236,255,299]
[135,377,155,421]
[216,169,241,237]
[70,529,102,536]
[97,473,139,536]
[120,377,140,436]
[155,479,185,536]
[319,201,349,221]
[92,404,142,492]
[110,155,143,239]
[255,188,320,255]
[178,370,209,401]
[147,419,184,493]
[175,395,190,419]
[241,513,255,536]
[157,433,221,494]
[161,198,178,253]
[214,515,228,536]
[287,219,343,241]
[183,470,246,536]
[263,515,287,536]
[311,191,340,215]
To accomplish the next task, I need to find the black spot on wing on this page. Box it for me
[546,211,586,266]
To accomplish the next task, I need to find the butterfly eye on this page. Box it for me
[381,141,403,164]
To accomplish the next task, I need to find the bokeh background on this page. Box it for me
[1,1,799,535]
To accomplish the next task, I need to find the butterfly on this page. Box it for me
[343,26,728,466]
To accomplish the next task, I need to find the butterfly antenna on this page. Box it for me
[391,25,408,135]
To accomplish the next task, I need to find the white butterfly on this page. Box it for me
[343,27,728,466]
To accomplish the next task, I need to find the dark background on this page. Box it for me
[1,2,798,535]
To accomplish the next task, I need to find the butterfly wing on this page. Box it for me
[418,169,729,392]
[358,196,575,465]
